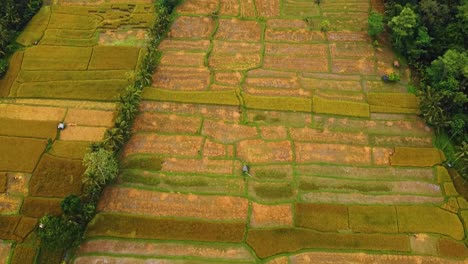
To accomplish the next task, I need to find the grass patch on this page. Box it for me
[295,203,348,231]
[11,244,36,264]
[16,6,51,46]
[48,13,99,30]
[122,154,163,171]
[142,89,240,105]
[397,206,464,240]
[348,206,398,233]
[254,169,289,180]
[86,213,246,243]
[247,228,410,258]
[299,178,390,192]
[18,70,130,82]
[0,118,57,139]
[0,172,6,192]
[14,217,37,240]
[29,154,85,197]
[21,197,63,218]
[313,96,370,117]
[37,248,63,264]
[0,215,21,240]
[367,93,419,109]
[0,136,47,172]
[22,46,92,71]
[120,169,161,186]
[244,94,312,112]
[0,52,23,97]
[88,46,140,70]
[370,105,419,114]
[17,80,127,100]
[252,182,294,199]
[49,140,90,160]
[390,147,444,167]
[438,238,468,258]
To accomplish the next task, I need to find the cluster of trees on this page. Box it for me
[383,0,467,177]
[36,0,180,254]
[0,0,42,76]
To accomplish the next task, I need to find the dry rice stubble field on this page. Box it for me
[74,0,468,263]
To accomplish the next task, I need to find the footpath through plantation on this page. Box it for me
[1,0,468,263]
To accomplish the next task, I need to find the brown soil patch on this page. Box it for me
[209,42,262,70]
[370,135,433,148]
[214,71,243,86]
[263,55,328,72]
[300,77,362,92]
[239,0,256,17]
[244,86,309,97]
[372,147,393,165]
[159,39,211,52]
[124,134,203,157]
[237,139,293,163]
[202,120,258,143]
[99,187,249,221]
[0,104,66,121]
[160,51,206,67]
[260,126,288,140]
[152,66,210,90]
[290,128,368,145]
[0,242,11,264]
[438,238,468,259]
[290,252,466,264]
[169,16,215,39]
[79,240,255,260]
[133,112,202,134]
[140,102,241,122]
[98,29,149,46]
[330,43,374,58]
[0,194,22,214]
[64,108,114,127]
[266,43,328,57]
[301,192,444,205]
[203,139,227,157]
[332,58,375,74]
[267,19,308,29]
[256,0,280,18]
[177,0,218,15]
[216,19,262,42]
[250,202,293,227]
[295,143,371,165]
[219,0,240,16]
[327,32,370,42]
[162,158,237,175]
[313,116,432,136]
[244,76,300,89]
[60,126,106,141]
[265,29,325,42]
[6,173,30,196]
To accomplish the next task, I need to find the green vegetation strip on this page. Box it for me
[0,118,56,139]
[313,96,370,117]
[86,213,246,243]
[370,105,419,114]
[142,89,240,106]
[29,154,85,198]
[367,93,419,109]
[244,94,312,112]
[246,228,410,259]
[16,6,51,46]
[0,136,47,173]
[390,147,445,167]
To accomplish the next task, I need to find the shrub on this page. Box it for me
[0,58,8,78]
[368,11,384,38]
[37,215,83,250]
[320,20,330,32]
[82,149,118,196]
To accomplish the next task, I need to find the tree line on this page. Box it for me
[383,0,467,178]
[0,0,42,76]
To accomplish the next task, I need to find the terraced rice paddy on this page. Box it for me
[1,0,467,263]
[72,0,467,263]
[0,0,154,262]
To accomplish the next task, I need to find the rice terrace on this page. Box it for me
[0,0,467,263]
